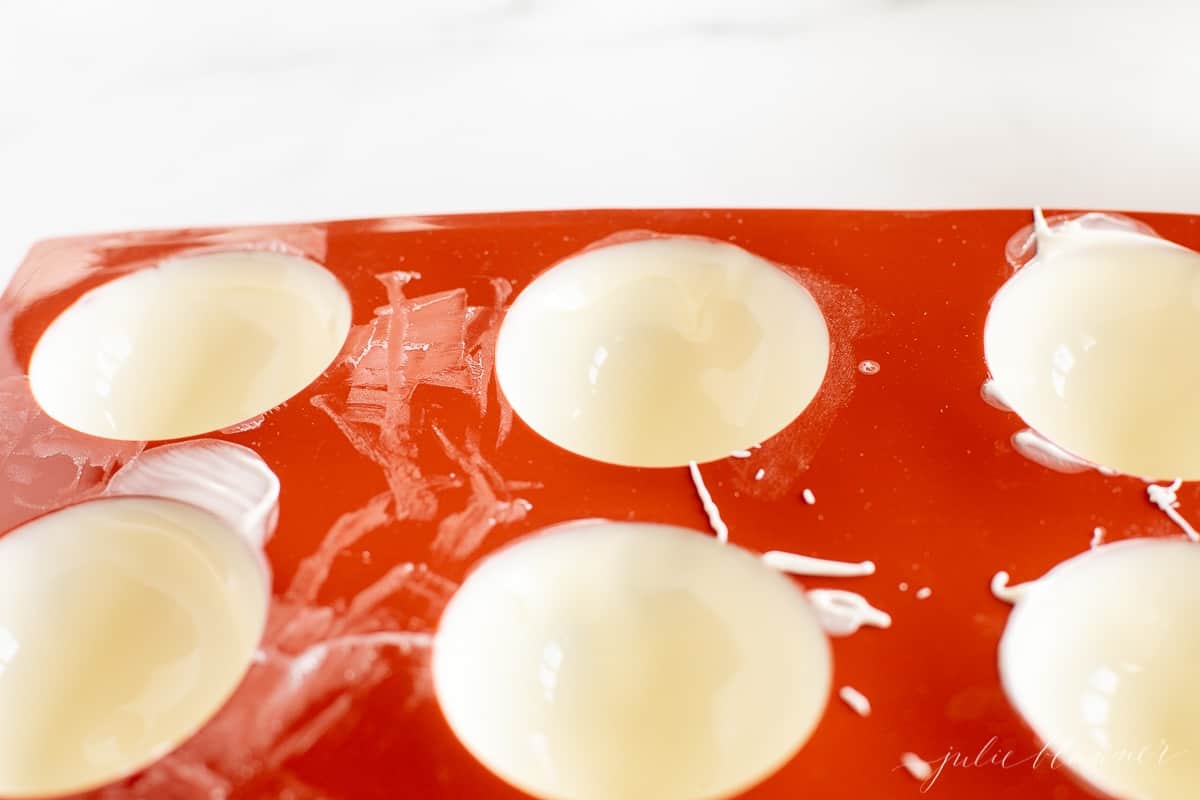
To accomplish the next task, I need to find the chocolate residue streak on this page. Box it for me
[0,376,144,532]
[357,217,445,233]
[311,272,527,544]
[468,279,516,445]
[0,311,19,380]
[430,425,532,563]
[317,275,461,521]
[736,268,870,499]
[287,492,394,606]
[220,414,266,434]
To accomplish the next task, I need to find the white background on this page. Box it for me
[3,0,1199,285]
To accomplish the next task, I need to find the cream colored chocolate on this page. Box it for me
[986,212,1200,479]
[495,237,829,467]
[999,540,1200,800]
[432,521,831,800]
[0,497,268,797]
[29,250,351,441]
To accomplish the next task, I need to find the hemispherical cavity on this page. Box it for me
[432,521,832,800]
[0,496,269,797]
[495,237,830,467]
[999,540,1200,800]
[29,250,352,441]
[985,224,1200,478]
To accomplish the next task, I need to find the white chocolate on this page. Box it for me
[762,550,875,578]
[29,251,351,441]
[105,439,280,549]
[689,460,729,543]
[999,540,1200,799]
[0,497,268,796]
[838,685,871,717]
[986,213,1200,479]
[900,752,932,781]
[432,521,831,800]
[495,237,829,467]
[806,589,891,637]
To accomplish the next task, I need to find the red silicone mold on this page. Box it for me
[4,209,1197,800]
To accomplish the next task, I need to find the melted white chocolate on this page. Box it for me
[29,251,351,441]
[433,521,831,800]
[689,460,729,544]
[762,551,875,578]
[495,237,829,467]
[806,589,891,637]
[1000,540,1200,799]
[901,753,932,781]
[838,685,872,717]
[0,497,268,796]
[986,211,1200,479]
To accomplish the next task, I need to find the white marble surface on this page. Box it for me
[3,0,1200,286]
